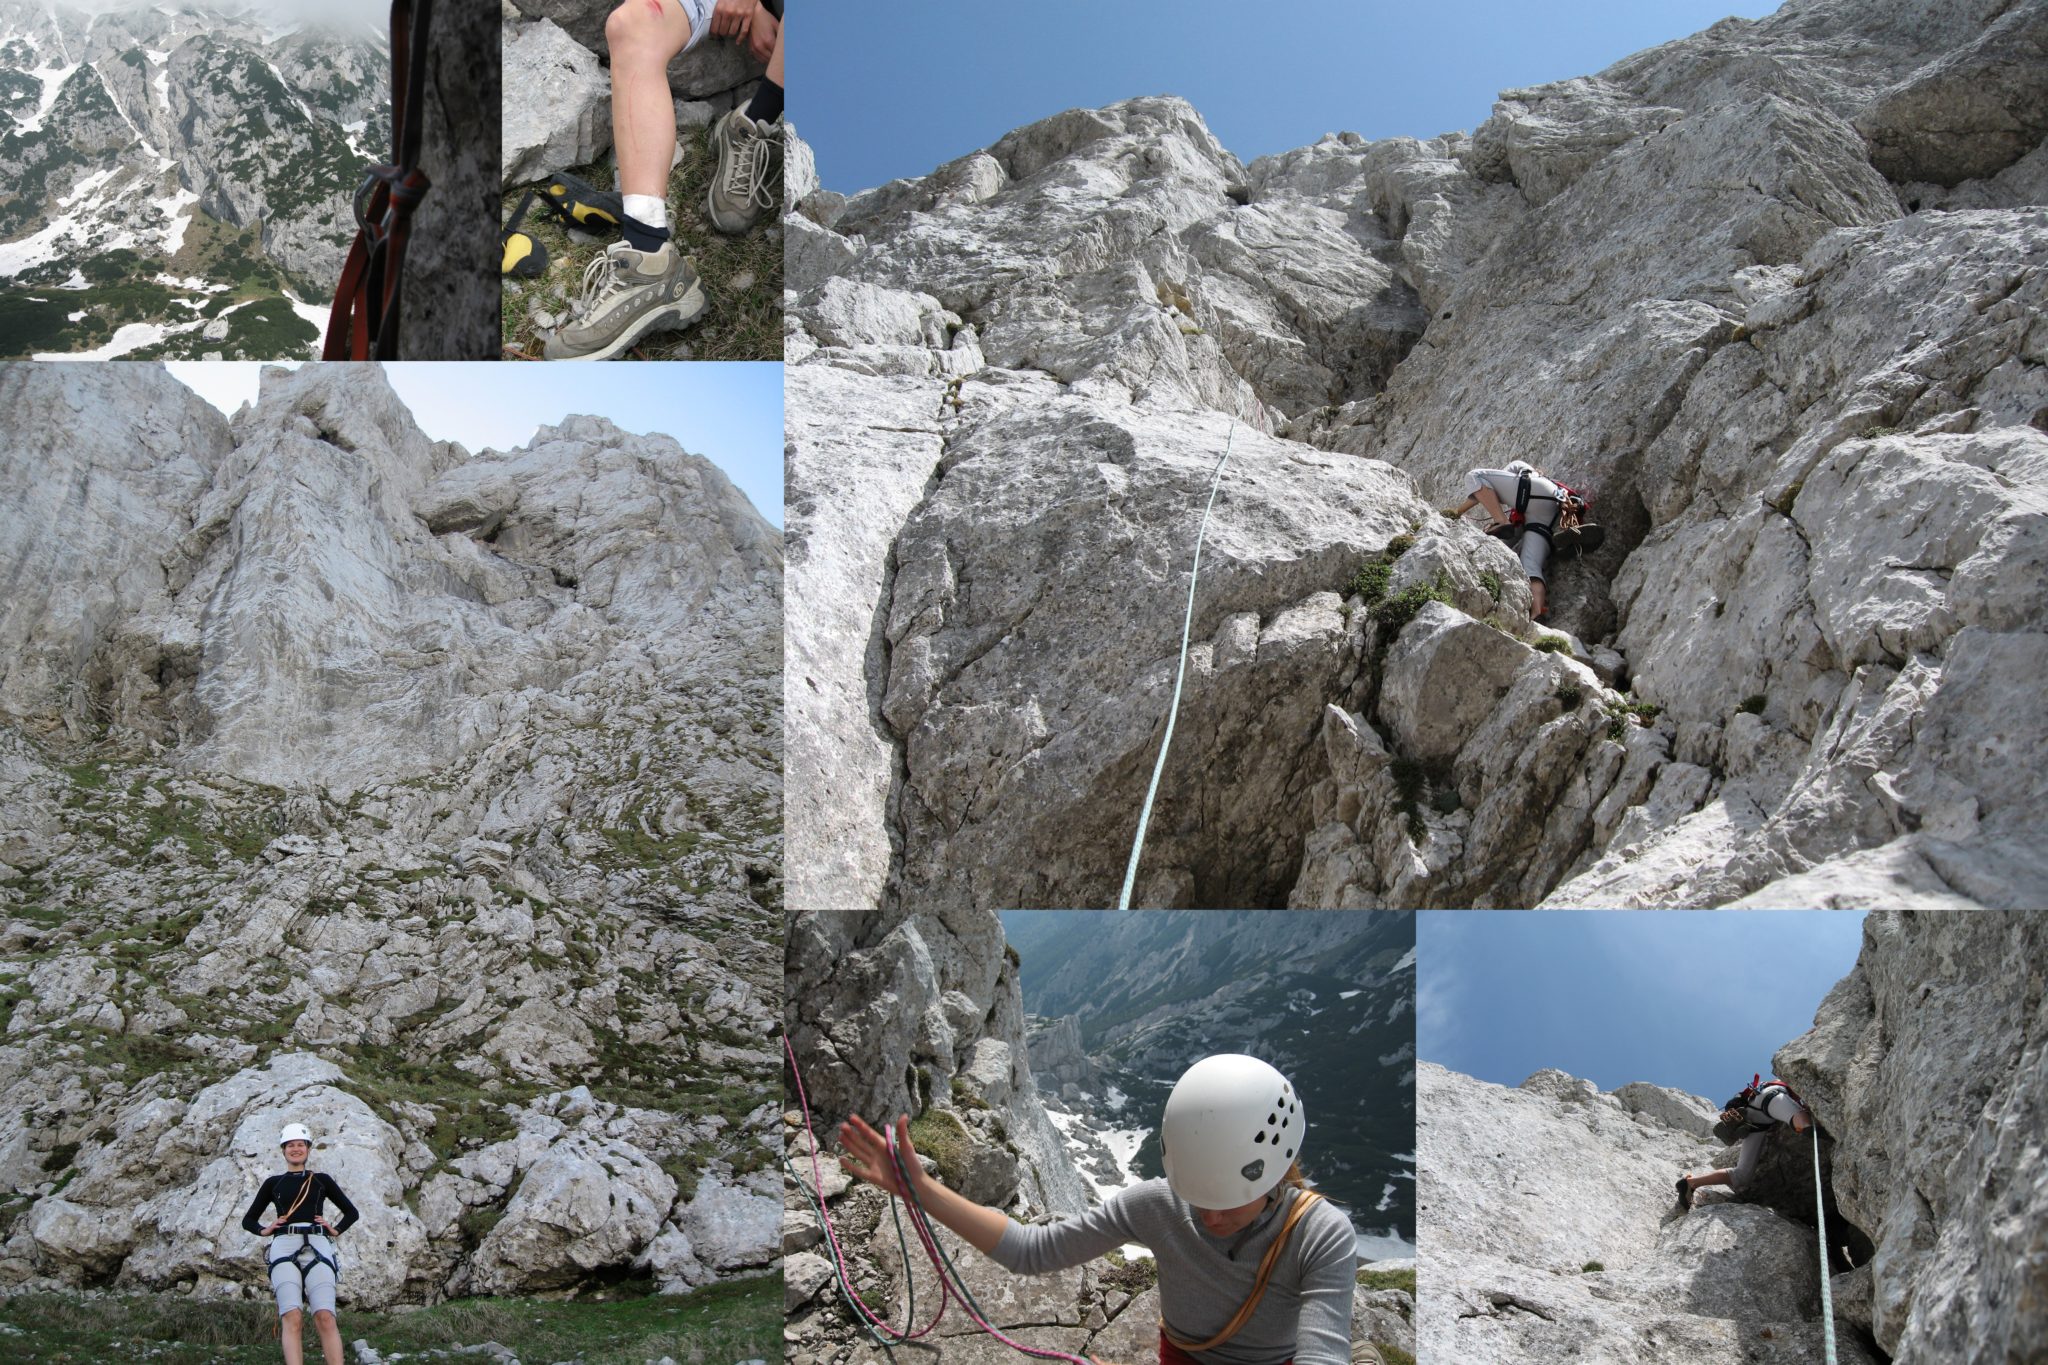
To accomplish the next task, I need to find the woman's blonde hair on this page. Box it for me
[1280,1160,1310,1190]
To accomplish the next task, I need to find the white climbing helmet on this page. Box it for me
[1159,1054,1304,1210]
[278,1123,313,1148]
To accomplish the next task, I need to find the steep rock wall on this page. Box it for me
[1420,908,2047,1364]
[785,0,2048,909]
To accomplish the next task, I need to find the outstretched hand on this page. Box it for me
[837,1114,925,1199]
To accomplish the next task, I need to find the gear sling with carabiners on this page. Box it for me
[324,0,435,359]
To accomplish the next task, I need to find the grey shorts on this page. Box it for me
[268,1232,339,1317]
[671,0,714,51]
[1519,528,1552,582]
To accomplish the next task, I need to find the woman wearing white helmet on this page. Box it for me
[241,1122,359,1365]
[838,1054,1359,1365]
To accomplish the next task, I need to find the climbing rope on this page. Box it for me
[784,1035,1102,1365]
[1811,1128,1838,1365]
[1116,400,1266,910]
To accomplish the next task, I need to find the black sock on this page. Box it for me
[620,215,671,254]
[745,78,783,126]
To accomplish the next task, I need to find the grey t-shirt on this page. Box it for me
[989,1179,1356,1365]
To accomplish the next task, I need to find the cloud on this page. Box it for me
[49,0,391,27]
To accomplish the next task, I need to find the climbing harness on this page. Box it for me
[1811,1127,1838,1365]
[784,1035,1103,1365]
[325,0,434,359]
[1116,401,1267,911]
[263,1173,339,1338]
[268,1225,342,1292]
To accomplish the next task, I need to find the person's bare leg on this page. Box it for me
[280,1309,305,1365]
[1475,486,1508,526]
[1531,577,1547,617]
[765,13,782,85]
[313,1309,344,1365]
[1686,1170,1734,1190]
[606,0,694,200]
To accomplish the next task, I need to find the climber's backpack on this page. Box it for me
[1717,1074,1802,1142]
[1551,482,1605,556]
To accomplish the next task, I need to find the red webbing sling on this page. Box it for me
[324,0,434,359]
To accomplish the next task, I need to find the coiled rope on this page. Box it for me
[1116,401,1266,910]
[784,1035,1102,1365]
[1811,1128,1838,1365]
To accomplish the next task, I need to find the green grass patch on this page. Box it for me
[1356,1266,1417,1295]
[1603,696,1661,741]
[1347,559,1394,607]
[1370,577,1453,637]
[1533,635,1570,654]
[1582,1260,1605,1272]
[906,1109,973,1185]
[1100,1247,1160,1295]
[0,1275,779,1365]
[1737,693,1766,715]
[1378,1344,1417,1365]
[1556,683,1584,712]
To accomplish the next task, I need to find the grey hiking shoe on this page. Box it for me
[543,239,704,360]
[705,104,782,234]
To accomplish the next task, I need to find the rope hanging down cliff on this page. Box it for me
[1116,400,1267,911]
[1812,1128,1838,1365]
[784,1035,1104,1365]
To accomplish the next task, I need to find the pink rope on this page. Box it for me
[785,1033,945,1340]
[784,1034,1101,1365]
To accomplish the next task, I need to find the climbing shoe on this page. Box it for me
[1675,1176,1693,1210]
[542,239,703,361]
[705,104,783,234]
[537,171,625,234]
[501,191,549,278]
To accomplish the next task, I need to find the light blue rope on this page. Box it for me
[1117,420,1237,911]
[1813,1128,1838,1365]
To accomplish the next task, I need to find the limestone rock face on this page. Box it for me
[0,362,782,1305]
[787,0,2048,908]
[1774,910,2048,1364]
[783,909,1086,1220]
[500,20,610,187]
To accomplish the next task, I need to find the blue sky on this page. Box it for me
[163,362,783,528]
[795,0,1782,195]
[1418,911,1867,1102]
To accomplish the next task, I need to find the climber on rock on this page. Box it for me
[837,1054,1360,1365]
[1441,461,1572,623]
[1675,1076,1813,1210]
[243,1123,360,1365]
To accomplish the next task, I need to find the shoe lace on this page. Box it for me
[721,119,779,212]
[570,248,629,319]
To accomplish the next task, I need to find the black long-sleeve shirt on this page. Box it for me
[241,1172,360,1235]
